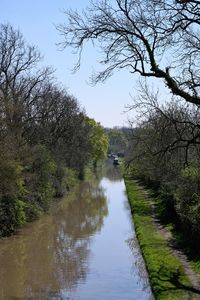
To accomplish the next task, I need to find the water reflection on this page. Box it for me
[94,159,122,182]
[127,236,153,293]
[0,179,108,299]
[123,197,153,297]
[0,162,153,300]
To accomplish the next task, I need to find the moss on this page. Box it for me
[124,175,198,300]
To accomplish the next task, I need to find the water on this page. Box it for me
[0,161,153,299]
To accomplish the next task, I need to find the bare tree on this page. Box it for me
[125,85,200,245]
[59,0,200,105]
[126,83,200,167]
[0,24,53,142]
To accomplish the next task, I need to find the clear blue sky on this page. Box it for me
[0,0,166,127]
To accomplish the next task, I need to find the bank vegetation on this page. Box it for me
[0,23,108,237]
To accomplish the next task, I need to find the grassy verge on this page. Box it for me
[124,175,198,300]
[154,195,200,280]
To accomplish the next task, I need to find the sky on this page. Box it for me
[0,0,167,127]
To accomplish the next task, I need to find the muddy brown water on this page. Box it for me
[0,161,154,299]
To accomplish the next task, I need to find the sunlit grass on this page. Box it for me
[124,175,198,300]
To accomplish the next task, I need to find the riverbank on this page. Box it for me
[124,174,200,300]
[0,160,153,299]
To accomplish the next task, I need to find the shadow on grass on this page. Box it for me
[153,193,200,265]
[155,266,200,295]
[124,175,200,299]
[171,228,200,265]
[132,174,200,267]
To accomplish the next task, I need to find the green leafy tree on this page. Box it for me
[0,24,107,236]
[106,127,128,155]
[86,118,108,167]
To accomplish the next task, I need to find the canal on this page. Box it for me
[0,161,153,299]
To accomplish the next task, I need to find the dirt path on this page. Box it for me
[153,216,200,291]
[138,184,200,296]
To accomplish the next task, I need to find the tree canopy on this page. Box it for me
[86,117,108,167]
[0,23,107,236]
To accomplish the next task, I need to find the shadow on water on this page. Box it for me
[0,178,108,299]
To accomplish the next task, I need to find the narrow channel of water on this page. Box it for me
[0,161,153,299]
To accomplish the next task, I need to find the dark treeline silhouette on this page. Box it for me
[0,24,108,237]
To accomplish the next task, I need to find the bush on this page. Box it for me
[0,157,26,235]
[24,144,56,214]
[0,197,26,236]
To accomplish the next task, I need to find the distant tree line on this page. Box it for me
[105,127,128,156]
[0,24,108,237]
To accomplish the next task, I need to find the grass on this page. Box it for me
[192,260,200,277]
[153,190,200,282]
[124,174,199,300]
[168,227,200,282]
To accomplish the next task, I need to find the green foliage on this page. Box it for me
[65,168,78,188]
[0,197,26,236]
[0,155,27,235]
[86,117,108,166]
[0,25,108,236]
[0,158,24,198]
[175,167,200,244]
[106,127,128,155]
[25,145,56,214]
[181,166,199,179]
[124,176,197,300]
[125,99,200,247]
[52,165,77,197]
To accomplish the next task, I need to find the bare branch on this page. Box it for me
[59,0,200,105]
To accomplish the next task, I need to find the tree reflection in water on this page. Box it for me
[126,236,151,292]
[0,178,108,299]
[94,159,122,182]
